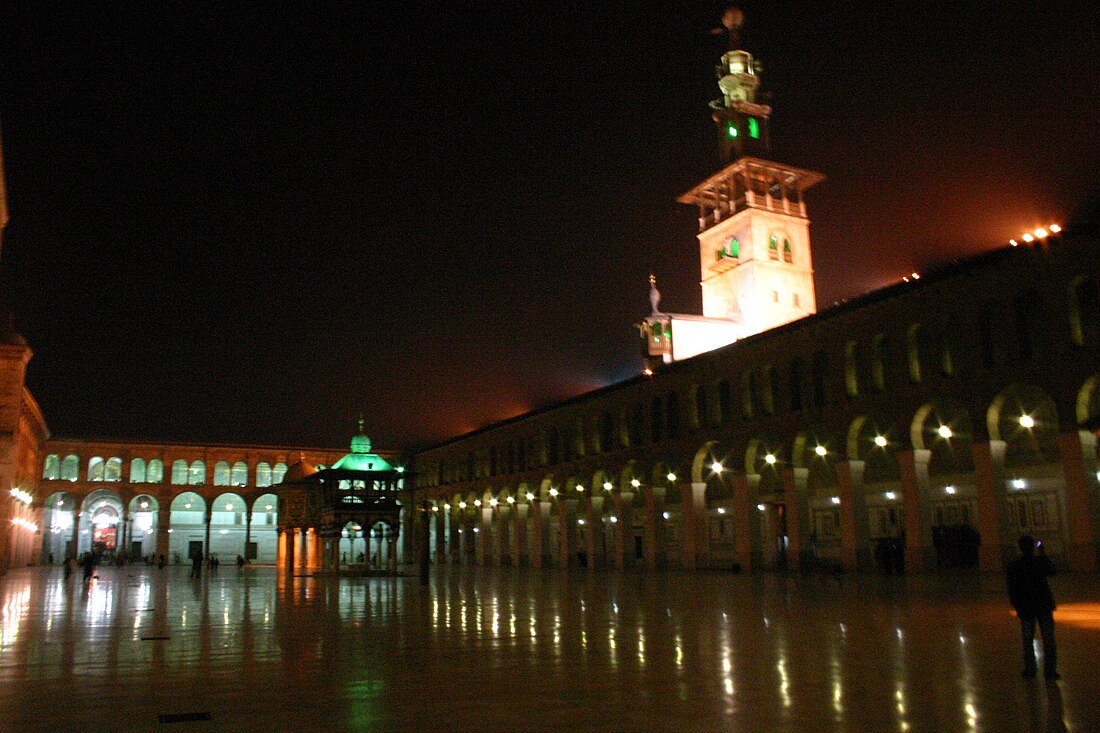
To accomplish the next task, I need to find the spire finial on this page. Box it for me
[648,274,662,315]
[711,6,745,51]
[357,413,365,434]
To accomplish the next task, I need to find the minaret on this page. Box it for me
[679,7,824,337]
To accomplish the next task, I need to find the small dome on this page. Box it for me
[283,456,318,483]
[350,433,372,454]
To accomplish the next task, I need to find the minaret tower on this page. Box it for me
[678,7,824,337]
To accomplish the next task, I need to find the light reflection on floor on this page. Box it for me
[0,566,1096,731]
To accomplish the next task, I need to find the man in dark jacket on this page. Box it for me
[1006,535,1058,680]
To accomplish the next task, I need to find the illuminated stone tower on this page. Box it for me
[677,7,823,337]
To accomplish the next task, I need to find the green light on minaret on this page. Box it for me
[727,123,738,138]
[748,117,760,139]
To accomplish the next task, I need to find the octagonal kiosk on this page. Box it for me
[277,421,404,575]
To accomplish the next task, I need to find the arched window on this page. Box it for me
[42,454,60,480]
[129,458,147,483]
[666,392,681,439]
[788,359,804,411]
[104,457,123,482]
[651,397,664,443]
[273,462,288,484]
[907,324,924,383]
[171,460,188,485]
[871,334,889,392]
[782,238,793,264]
[630,402,645,446]
[978,300,1011,368]
[768,235,779,260]
[717,380,732,424]
[1013,288,1046,361]
[690,385,706,430]
[231,461,248,487]
[213,461,231,486]
[1069,277,1099,346]
[188,460,206,485]
[61,454,79,481]
[811,350,831,407]
[256,462,272,488]
[147,459,164,483]
[601,412,615,453]
[844,340,860,397]
[88,457,105,482]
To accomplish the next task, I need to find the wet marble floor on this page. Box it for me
[0,564,1098,732]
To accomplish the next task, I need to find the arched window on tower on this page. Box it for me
[188,460,206,485]
[104,457,122,482]
[213,461,230,486]
[256,462,272,488]
[768,235,779,261]
[273,462,288,484]
[231,461,248,487]
[147,459,164,483]
[88,457,104,482]
[61,454,79,481]
[171,460,188,485]
[782,238,793,264]
[42,454,60,480]
[130,458,147,483]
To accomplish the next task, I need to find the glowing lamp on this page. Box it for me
[937,425,953,439]
[815,446,827,457]
[458,501,467,509]
[764,453,777,465]
[662,511,670,520]
[1022,233,1034,242]
[1012,479,1026,489]
[489,498,498,507]
[549,488,559,497]
[603,481,613,490]
[874,435,888,447]
[945,485,957,495]
[506,496,516,504]
[576,484,584,492]
[474,499,482,507]
[830,496,841,505]
[757,503,766,512]
[885,491,897,501]
[666,473,677,482]
[1034,228,1048,239]
[577,518,585,525]
[1019,415,1035,429]
[609,516,618,523]
[711,461,724,473]
[716,507,726,514]
[525,492,534,501]
[1049,224,1061,233]
[630,478,641,488]
[431,505,439,512]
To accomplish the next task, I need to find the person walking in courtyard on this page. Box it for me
[1007,535,1059,680]
[80,552,95,583]
[190,551,203,579]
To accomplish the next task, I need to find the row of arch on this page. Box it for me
[435,270,1096,485]
[42,456,291,487]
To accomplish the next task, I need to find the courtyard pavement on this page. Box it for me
[0,563,1097,732]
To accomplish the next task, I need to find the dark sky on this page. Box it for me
[0,3,1097,451]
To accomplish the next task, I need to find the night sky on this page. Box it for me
[0,3,1097,451]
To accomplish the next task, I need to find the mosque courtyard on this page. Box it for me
[0,564,1097,732]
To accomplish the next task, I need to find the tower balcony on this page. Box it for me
[678,157,824,233]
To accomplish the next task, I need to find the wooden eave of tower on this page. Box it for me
[678,156,825,232]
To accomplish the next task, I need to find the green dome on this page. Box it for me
[331,417,393,472]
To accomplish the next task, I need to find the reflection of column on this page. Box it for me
[617,491,635,569]
[899,449,932,571]
[644,488,666,570]
[781,468,809,571]
[689,481,708,570]
[731,474,761,570]
[478,508,492,566]
[835,461,869,571]
[203,506,212,559]
[244,511,252,562]
[491,507,504,567]
[533,500,550,568]
[1058,431,1100,572]
[973,440,1010,572]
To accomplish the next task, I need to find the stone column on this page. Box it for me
[973,440,1010,572]
[558,499,576,569]
[1058,431,1100,572]
[276,528,286,568]
[244,511,252,562]
[834,461,869,571]
[643,487,667,570]
[619,491,636,568]
[514,503,529,566]
[310,529,323,570]
[436,509,448,564]
[780,468,809,571]
[283,528,296,572]
[731,474,761,570]
[898,449,933,571]
[532,500,550,568]
[203,506,212,560]
[494,505,508,566]
[588,495,605,569]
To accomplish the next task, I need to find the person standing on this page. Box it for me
[1007,535,1059,680]
[190,551,203,579]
